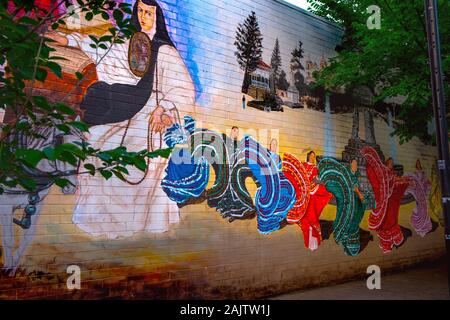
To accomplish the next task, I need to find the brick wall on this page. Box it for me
[0,0,445,299]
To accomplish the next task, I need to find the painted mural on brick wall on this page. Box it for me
[0,0,444,281]
[235,11,326,112]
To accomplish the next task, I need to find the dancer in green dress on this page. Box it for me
[319,158,373,256]
[341,159,371,256]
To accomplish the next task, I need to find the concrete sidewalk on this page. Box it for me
[269,262,450,300]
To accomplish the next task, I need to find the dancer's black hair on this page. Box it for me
[306,151,315,162]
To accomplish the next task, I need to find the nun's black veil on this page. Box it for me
[132,0,174,47]
[80,0,175,126]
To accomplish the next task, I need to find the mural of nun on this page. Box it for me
[62,0,196,239]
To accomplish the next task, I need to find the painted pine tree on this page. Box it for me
[290,41,308,96]
[277,70,290,91]
[234,11,263,94]
[271,38,290,91]
[271,38,282,81]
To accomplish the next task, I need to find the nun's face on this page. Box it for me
[137,1,156,32]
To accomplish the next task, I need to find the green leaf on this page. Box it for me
[47,61,62,78]
[68,121,89,132]
[19,177,37,191]
[55,143,85,158]
[32,96,51,111]
[74,140,92,150]
[54,178,70,188]
[100,170,113,180]
[18,16,39,26]
[133,157,147,172]
[97,152,112,162]
[16,149,44,168]
[111,169,125,181]
[114,166,129,175]
[55,102,76,115]
[56,124,71,134]
[26,110,37,121]
[75,72,84,80]
[113,9,124,24]
[85,12,93,21]
[48,112,64,120]
[84,163,96,175]
[58,151,78,166]
[148,147,173,159]
[122,7,133,15]
[119,2,131,9]
[35,68,48,82]
[99,35,113,42]
[43,147,56,161]
[16,121,30,131]
[88,35,99,44]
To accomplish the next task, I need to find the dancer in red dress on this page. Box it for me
[300,151,333,251]
[378,158,411,252]
[362,146,412,253]
[283,153,310,225]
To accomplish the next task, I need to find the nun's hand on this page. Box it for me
[150,105,165,133]
[150,105,176,134]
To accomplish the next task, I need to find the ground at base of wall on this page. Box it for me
[268,257,450,300]
[0,255,447,300]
